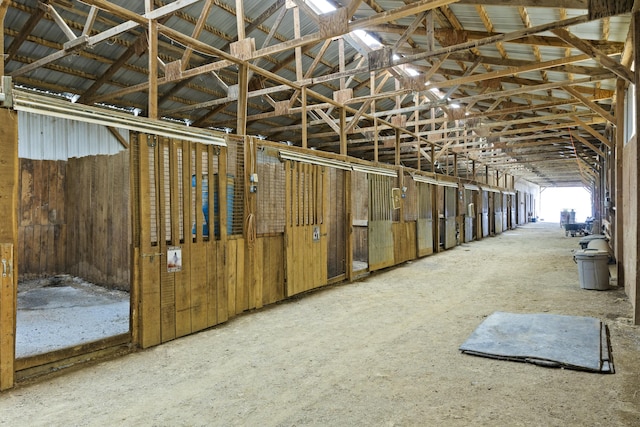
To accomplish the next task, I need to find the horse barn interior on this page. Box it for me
[0,0,639,396]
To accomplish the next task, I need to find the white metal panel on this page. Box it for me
[18,111,126,160]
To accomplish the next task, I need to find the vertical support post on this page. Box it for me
[148,19,158,119]
[339,38,346,90]
[340,107,347,156]
[236,0,245,41]
[395,129,401,166]
[293,6,303,81]
[0,108,18,391]
[0,2,9,77]
[633,8,640,324]
[615,78,625,291]
[371,72,378,162]
[415,94,421,170]
[237,63,249,136]
[301,86,308,149]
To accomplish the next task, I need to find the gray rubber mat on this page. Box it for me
[459,312,614,373]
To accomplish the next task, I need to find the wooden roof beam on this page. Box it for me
[551,28,635,84]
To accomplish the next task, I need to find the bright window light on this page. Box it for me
[353,29,382,48]
[307,0,336,14]
[405,67,419,76]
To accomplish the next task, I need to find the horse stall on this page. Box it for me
[326,167,347,283]
[15,111,131,378]
[507,192,517,229]
[394,172,417,264]
[441,181,458,250]
[493,188,504,235]
[463,184,480,242]
[368,173,395,271]
[413,175,436,257]
[500,192,508,232]
[481,189,490,238]
[351,171,369,275]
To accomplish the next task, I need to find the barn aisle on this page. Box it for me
[1,222,639,426]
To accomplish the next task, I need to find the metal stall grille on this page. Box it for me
[256,148,285,235]
[226,137,245,236]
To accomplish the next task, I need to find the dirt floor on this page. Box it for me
[1,222,640,426]
[16,276,129,358]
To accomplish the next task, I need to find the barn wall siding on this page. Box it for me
[17,111,125,161]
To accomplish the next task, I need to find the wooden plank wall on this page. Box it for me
[393,222,416,264]
[0,108,18,391]
[18,159,66,278]
[65,152,130,289]
[285,162,328,296]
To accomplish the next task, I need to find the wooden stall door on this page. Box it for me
[416,183,434,257]
[368,174,394,271]
[285,162,328,297]
[444,186,457,249]
[502,193,508,232]
[326,168,346,281]
[482,191,489,237]
[134,134,223,348]
[464,189,474,243]
[494,192,503,234]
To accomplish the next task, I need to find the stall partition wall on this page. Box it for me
[369,174,394,271]
[284,161,327,296]
[0,108,18,390]
[133,134,226,348]
[416,182,434,257]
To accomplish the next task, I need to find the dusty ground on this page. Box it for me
[16,276,129,358]
[1,222,639,426]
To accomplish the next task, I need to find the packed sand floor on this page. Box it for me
[1,222,639,426]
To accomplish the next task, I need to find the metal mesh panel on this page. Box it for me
[148,136,158,245]
[131,132,140,248]
[226,137,245,235]
[256,147,285,234]
[162,143,171,242]
[177,147,185,242]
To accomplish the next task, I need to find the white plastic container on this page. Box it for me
[574,249,610,290]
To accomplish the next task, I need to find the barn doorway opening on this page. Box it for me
[15,113,131,364]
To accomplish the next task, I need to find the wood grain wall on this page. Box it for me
[18,159,66,278]
[65,152,130,289]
